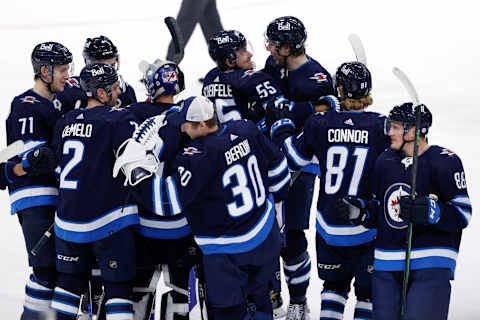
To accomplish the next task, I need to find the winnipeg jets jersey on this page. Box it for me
[156,120,290,255]
[126,101,191,239]
[6,89,61,213]
[202,68,281,125]
[276,110,390,246]
[55,76,137,113]
[372,146,471,277]
[52,106,139,243]
[264,55,335,174]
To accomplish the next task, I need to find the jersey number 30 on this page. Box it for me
[222,155,266,217]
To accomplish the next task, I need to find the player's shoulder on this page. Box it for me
[203,67,222,83]
[427,145,464,166]
[303,56,331,75]
[377,147,401,164]
[12,89,47,106]
[224,119,258,136]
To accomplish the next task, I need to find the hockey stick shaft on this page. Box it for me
[392,67,421,316]
[31,223,54,256]
[164,17,185,64]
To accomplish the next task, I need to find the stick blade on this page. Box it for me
[164,16,185,64]
[348,33,367,65]
[0,140,25,163]
[392,67,420,105]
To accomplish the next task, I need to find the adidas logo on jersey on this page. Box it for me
[230,134,238,141]
[344,119,354,126]
[76,113,84,120]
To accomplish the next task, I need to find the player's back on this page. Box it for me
[167,120,289,255]
[307,110,389,245]
[53,106,139,243]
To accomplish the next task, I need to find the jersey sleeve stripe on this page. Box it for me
[166,176,182,215]
[152,175,164,216]
[269,171,291,193]
[283,136,311,168]
[268,157,288,178]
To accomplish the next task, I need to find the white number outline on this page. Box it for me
[60,140,85,190]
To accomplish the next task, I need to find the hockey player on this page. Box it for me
[50,63,139,320]
[263,16,335,318]
[343,102,472,319]
[117,59,199,320]
[123,95,291,319]
[267,61,388,320]
[55,35,137,113]
[7,41,73,319]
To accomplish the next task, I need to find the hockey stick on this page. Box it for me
[392,67,421,316]
[164,17,185,64]
[348,33,367,65]
[0,140,25,163]
[31,223,54,256]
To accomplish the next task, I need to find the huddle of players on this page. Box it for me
[7,15,471,320]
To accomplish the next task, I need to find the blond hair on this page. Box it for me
[337,86,373,111]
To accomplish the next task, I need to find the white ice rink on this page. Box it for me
[1,0,479,318]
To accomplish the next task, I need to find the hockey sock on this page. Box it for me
[105,298,134,320]
[354,300,372,320]
[23,273,54,315]
[320,290,347,320]
[283,251,311,300]
[51,287,81,320]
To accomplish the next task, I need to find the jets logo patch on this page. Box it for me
[242,70,256,78]
[440,148,455,156]
[20,96,40,104]
[309,72,328,83]
[66,78,80,88]
[183,147,202,155]
[384,183,411,229]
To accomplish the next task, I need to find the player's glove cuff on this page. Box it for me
[317,95,340,112]
[270,118,295,140]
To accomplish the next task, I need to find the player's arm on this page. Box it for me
[399,154,471,231]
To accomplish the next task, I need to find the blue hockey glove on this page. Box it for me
[399,195,441,225]
[265,96,293,129]
[335,196,377,228]
[270,119,295,144]
[22,147,57,176]
[316,95,340,112]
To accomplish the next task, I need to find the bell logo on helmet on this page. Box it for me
[215,36,231,45]
[278,22,291,31]
[39,43,54,51]
[90,67,105,77]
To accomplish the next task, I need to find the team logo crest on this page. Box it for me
[109,105,125,112]
[162,70,178,83]
[183,146,201,155]
[20,96,40,104]
[384,183,411,229]
[440,148,455,156]
[309,72,328,83]
[242,70,256,78]
[66,78,80,88]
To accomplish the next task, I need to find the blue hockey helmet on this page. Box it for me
[208,30,246,70]
[139,59,185,100]
[31,42,73,76]
[83,35,119,66]
[388,102,432,135]
[80,63,118,99]
[335,61,372,99]
[265,16,307,53]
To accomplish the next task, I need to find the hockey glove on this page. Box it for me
[335,196,377,228]
[245,100,266,124]
[22,147,57,176]
[399,195,441,225]
[265,96,293,129]
[270,119,295,146]
[315,95,340,112]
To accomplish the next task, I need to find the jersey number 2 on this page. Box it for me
[59,140,85,190]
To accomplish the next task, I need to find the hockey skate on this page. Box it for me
[271,291,286,318]
[286,301,309,320]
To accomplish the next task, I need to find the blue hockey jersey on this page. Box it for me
[202,67,283,125]
[55,76,137,113]
[264,55,335,174]
[156,120,291,255]
[52,106,139,243]
[126,101,191,239]
[6,89,61,213]
[372,146,472,277]
[276,110,390,246]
